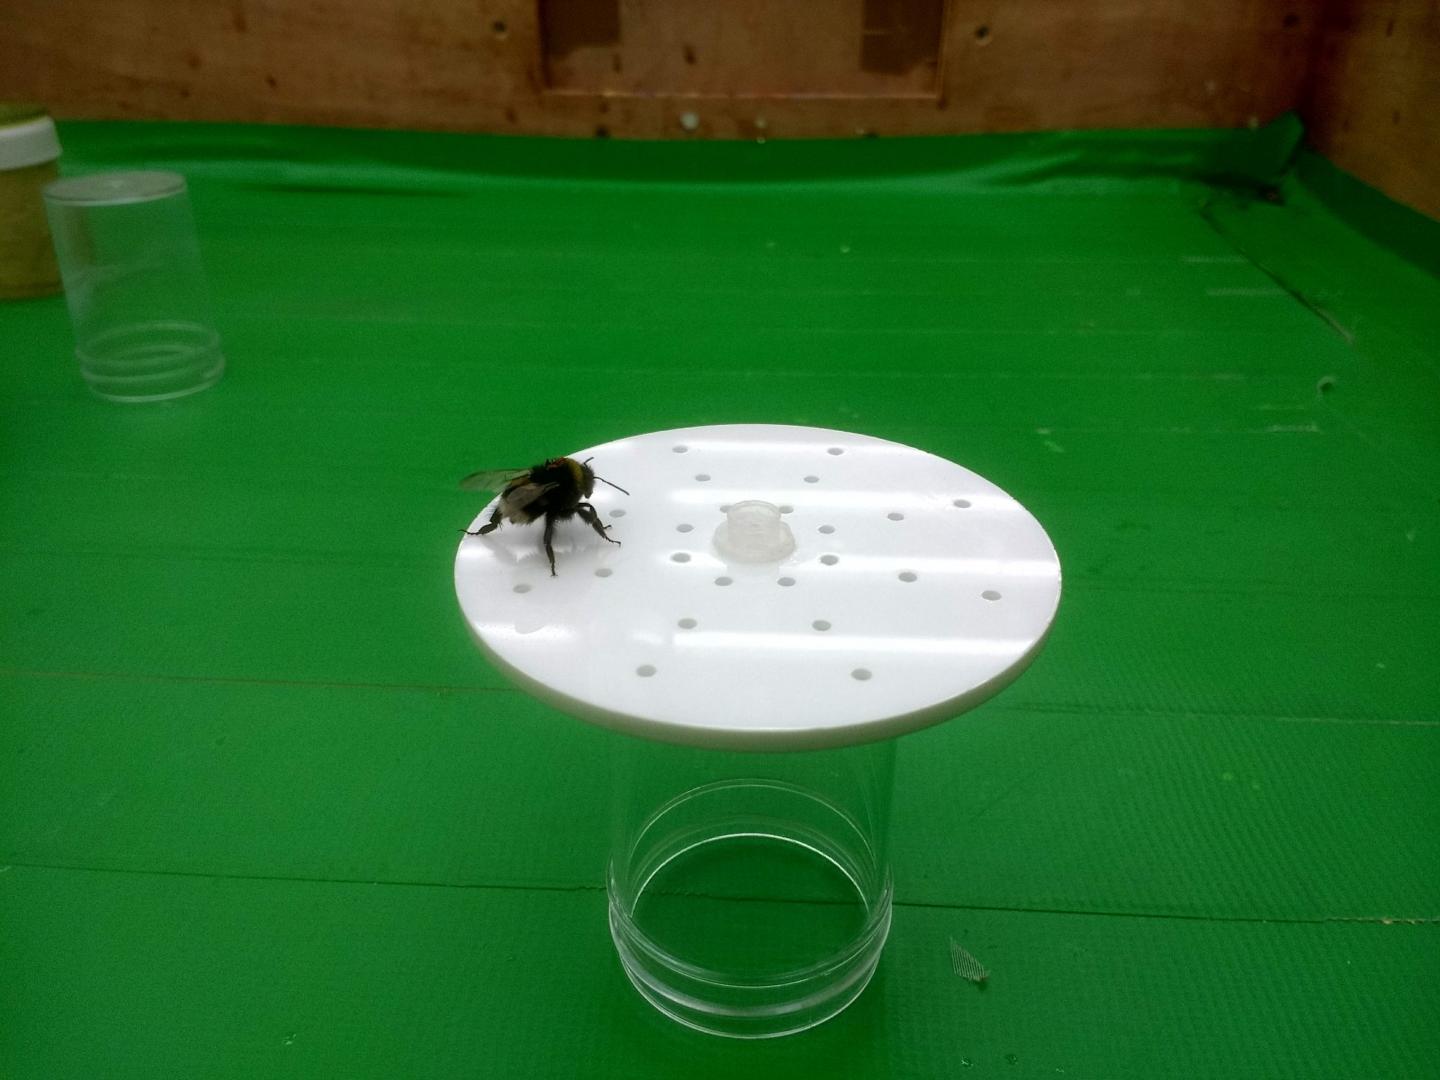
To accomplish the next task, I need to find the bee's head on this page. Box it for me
[570,457,596,497]
[579,456,629,498]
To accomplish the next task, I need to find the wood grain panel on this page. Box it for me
[1303,0,1440,218]
[0,0,1316,139]
[542,0,943,98]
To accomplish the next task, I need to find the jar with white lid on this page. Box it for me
[0,104,62,299]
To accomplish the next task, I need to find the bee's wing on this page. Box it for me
[459,468,528,493]
[501,481,559,513]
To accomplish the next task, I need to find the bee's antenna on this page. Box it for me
[581,456,629,495]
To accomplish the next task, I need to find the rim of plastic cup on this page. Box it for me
[611,865,892,989]
[44,170,186,207]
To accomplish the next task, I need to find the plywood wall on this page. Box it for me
[2,0,1435,215]
[2,0,1316,138]
[1304,0,1440,219]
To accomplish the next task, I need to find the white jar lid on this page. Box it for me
[0,111,61,171]
[455,425,1063,751]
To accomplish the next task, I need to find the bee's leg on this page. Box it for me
[465,505,505,537]
[543,513,558,576]
[577,503,621,546]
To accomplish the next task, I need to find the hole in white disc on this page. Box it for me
[898,571,917,583]
[851,668,872,681]
[637,665,657,677]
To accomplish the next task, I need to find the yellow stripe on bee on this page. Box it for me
[564,457,584,488]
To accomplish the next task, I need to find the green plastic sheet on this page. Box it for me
[2,115,1437,1078]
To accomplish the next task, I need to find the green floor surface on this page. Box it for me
[2,117,1437,1078]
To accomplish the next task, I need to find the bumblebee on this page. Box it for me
[461,457,628,575]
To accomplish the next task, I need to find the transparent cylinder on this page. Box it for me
[43,171,224,402]
[607,735,895,1038]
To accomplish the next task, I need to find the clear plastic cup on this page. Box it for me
[43,171,224,402]
[607,736,895,1038]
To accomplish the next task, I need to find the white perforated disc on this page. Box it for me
[454,425,1061,750]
